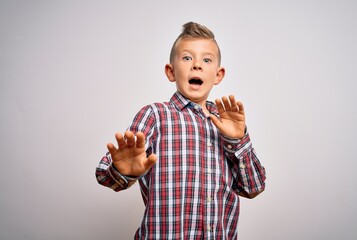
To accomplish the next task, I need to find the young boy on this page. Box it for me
[96,22,266,239]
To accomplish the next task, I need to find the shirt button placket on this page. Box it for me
[206,224,213,234]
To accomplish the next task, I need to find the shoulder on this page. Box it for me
[138,100,172,112]
[134,101,171,118]
[150,102,171,111]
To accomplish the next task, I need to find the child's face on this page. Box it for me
[165,38,225,106]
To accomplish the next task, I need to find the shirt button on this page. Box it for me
[207,168,212,173]
[207,225,212,231]
[239,163,246,169]
[194,105,199,110]
[207,142,212,147]
[227,144,232,149]
[207,196,212,203]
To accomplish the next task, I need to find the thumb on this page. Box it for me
[106,143,117,156]
[210,114,223,129]
[144,153,157,170]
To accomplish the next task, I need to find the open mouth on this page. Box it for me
[189,78,203,85]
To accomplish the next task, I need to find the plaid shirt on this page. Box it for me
[96,91,266,239]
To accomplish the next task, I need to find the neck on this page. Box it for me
[200,104,209,115]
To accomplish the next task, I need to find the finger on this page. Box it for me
[144,153,157,170]
[221,96,232,111]
[236,101,245,114]
[107,143,117,156]
[229,95,238,111]
[215,98,225,114]
[124,131,135,148]
[135,132,146,148]
[115,132,126,150]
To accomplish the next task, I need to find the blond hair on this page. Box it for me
[169,22,221,65]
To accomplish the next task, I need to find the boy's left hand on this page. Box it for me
[210,95,246,139]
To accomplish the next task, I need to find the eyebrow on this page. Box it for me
[179,49,216,57]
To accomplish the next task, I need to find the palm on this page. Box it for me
[112,145,147,176]
[107,131,156,177]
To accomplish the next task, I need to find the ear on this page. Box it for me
[214,67,225,85]
[165,64,175,82]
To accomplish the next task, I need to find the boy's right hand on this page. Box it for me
[107,131,157,178]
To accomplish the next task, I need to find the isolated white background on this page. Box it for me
[1,0,356,239]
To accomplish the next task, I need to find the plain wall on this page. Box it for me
[1,0,356,239]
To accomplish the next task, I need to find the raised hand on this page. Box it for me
[210,95,246,139]
[107,131,157,177]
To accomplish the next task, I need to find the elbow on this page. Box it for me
[238,186,265,199]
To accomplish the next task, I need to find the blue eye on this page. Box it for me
[183,56,192,61]
[203,58,212,63]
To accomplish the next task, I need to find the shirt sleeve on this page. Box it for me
[95,105,157,192]
[221,130,266,198]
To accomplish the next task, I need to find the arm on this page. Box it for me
[222,133,266,199]
[210,95,266,198]
[96,106,157,192]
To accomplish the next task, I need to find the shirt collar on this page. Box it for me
[170,91,219,116]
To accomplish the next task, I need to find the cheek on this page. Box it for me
[175,69,187,79]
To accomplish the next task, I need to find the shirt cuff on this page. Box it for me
[106,153,138,189]
[221,129,252,157]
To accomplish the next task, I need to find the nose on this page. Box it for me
[192,61,202,71]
